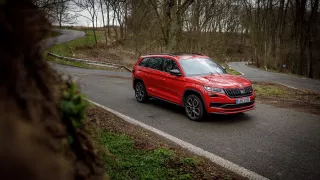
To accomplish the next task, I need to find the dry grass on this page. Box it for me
[73,44,137,69]
[253,82,320,114]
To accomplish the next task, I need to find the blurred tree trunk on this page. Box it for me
[99,0,108,44]
[166,0,194,52]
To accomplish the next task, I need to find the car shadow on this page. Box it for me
[147,98,185,114]
[204,113,252,124]
[146,98,252,124]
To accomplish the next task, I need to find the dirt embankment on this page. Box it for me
[254,82,320,114]
[86,106,247,180]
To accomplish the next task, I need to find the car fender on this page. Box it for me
[132,77,144,89]
[182,85,206,108]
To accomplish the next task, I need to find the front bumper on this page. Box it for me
[204,92,256,114]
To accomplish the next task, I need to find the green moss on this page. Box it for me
[97,130,196,180]
[180,157,197,167]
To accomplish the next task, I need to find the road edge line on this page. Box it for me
[277,83,309,92]
[86,98,269,180]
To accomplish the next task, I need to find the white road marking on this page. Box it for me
[282,84,299,90]
[279,83,307,92]
[86,98,269,180]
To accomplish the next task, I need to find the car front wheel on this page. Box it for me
[135,82,148,103]
[184,94,205,121]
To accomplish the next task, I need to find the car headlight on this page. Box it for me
[204,86,225,94]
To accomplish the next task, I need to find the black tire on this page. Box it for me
[184,94,205,121]
[135,82,148,103]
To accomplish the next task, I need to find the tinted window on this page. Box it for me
[179,58,227,76]
[148,58,163,71]
[162,58,178,73]
[139,58,150,67]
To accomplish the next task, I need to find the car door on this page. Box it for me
[135,57,154,92]
[141,57,167,98]
[160,58,185,105]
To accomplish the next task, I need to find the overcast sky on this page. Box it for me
[57,6,118,27]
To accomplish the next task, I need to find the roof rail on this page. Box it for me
[171,52,203,56]
[147,53,174,56]
[147,52,203,56]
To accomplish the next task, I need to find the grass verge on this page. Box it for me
[253,82,320,114]
[221,63,242,75]
[226,68,242,75]
[86,106,245,180]
[48,56,91,69]
[49,30,104,56]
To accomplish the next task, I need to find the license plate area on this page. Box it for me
[236,97,250,104]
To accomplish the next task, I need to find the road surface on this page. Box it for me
[53,64,320,180]
[49,30,320,180]
[228,62,320,93]
[42,29,85,50]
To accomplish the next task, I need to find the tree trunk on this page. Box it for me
[112,10,118,41]
[124,1,128,40]
[167,2,178,52]
[167,0,194,52]
[307,40,313,78]
[99,0,108,44]
[106,1,111,38]
[92,16,98,48]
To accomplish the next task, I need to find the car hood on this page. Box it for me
[188,74,252,89]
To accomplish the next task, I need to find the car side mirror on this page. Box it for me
[169,69,181,76]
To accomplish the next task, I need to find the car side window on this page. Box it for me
[139,58,150,67]
[162,58,178,73]
[148,58,163,71]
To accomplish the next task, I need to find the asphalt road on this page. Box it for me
[49,30,320,180]
[228,62,320,93]
[42,29,85,50]
[53,64,320,180]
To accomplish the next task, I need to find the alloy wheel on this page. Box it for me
[186,96,201,120]
[135,82,146,102]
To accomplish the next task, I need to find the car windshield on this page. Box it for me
[179,58,227,76]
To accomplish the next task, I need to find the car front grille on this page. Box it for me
[224,86,253,98]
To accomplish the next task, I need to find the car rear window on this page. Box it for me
[139,58,150,67]
[139,57,162,71]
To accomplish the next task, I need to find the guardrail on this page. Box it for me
[48,52,132,72]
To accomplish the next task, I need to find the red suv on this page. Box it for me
[132,53,255,121]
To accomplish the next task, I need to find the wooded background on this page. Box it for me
[37,0,320,78]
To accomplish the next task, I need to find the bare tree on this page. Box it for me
[99,0,108,44]
[42,0,319,78]
[75,0,99,47]
[54,0,78,27]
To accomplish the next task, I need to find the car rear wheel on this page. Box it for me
[135,82,148,103]
[184,94,205,121]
